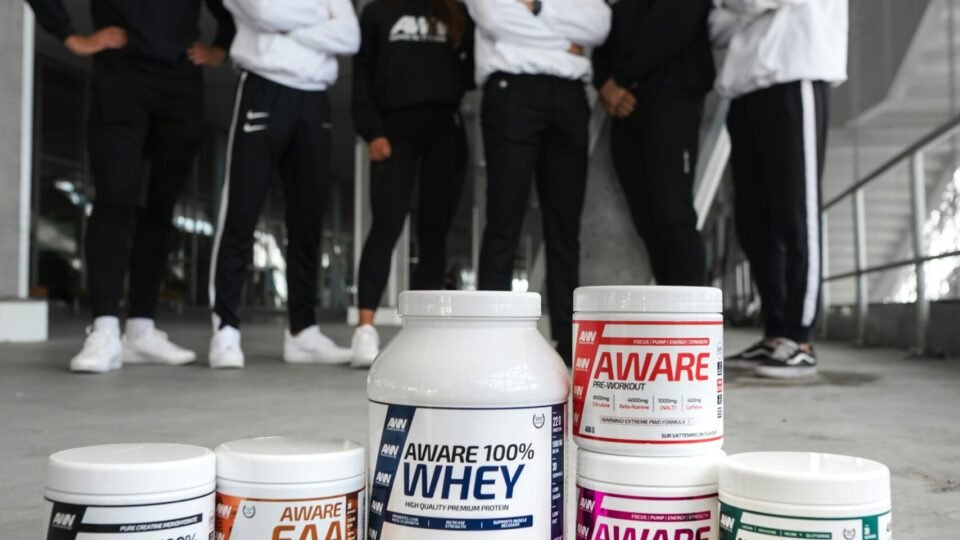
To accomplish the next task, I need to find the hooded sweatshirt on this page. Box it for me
[225,0,361,90]
[710,0,848,98]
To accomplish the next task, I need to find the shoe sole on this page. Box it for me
[123,347,197,366]
[725,358,765,370]
[209,355,245,369]
[283,347,353,365]
[71,353,122,374]
[754,365,818,379]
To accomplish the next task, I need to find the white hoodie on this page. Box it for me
[710,0,848,98]
[226,0,361,91]
[464,0,611,85]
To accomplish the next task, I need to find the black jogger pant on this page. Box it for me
[86,55,204,319]
[211,72,331,333]
[728,80,829,343]
[357,105,467,310]
[610,93,706,286]
[478,73,590,362]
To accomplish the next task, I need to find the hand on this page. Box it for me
[369,137,392,162]
[187,43,227,67]
[599,78,636,118]
[519,0,535,11]
[568,43,584,56]
[64,26,127,57]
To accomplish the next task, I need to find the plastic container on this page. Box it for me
[576,449,723,540]
[44,443,215,538]
[572,286,724,456]
[719,452,892,540]
[215,437,365,539]
[367,291,569,539]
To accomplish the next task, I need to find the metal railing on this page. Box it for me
[822,113,960,353]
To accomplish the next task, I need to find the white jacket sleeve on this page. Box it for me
[464,0,571,50]
[288,0,361,55]
[541,0,611,48]
[721,0,807,15]
[224,0,328,32]
[709,7,748,48]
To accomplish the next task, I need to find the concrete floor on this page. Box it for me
[1,314,958,538]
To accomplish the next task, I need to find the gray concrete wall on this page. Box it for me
[0,4,27,299]
[579,122,653,286]
[831,0,931,126]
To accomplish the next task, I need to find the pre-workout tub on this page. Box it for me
[573,286,724,456]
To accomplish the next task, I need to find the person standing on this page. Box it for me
[593,0,715,286]
[350,0,474,368]
[25,0,235,373]
[712,0,848,378]
[207,0,360,369]
[464,0,611,365]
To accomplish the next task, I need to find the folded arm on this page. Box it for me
[224,0,328,33]
[205,0,237,50]
[463,0,570,51]
[352,4,385,141]
[720,0,807,15]
[541,0,611,48]
[25,0,75,41]
[288,0,360,55]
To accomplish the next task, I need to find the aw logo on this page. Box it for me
[574,357,591,370]
[579,330,597,344]
[578,497,595,512]
[374,471,393,487]
[370,499,384,516]
[386,417,408,432]
[51,511,77,529]
[573,385,585,399]
[719,513,735,531]
[577,523,591,539]
[380,443,400,458]
[216,503,234,519]
[389,15,447,43]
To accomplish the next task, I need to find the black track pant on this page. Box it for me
[728,80,829,343]
[357,105,467,310]
[211,72,331,333]
[86,55,204,319]
[610,93,706,285]
[478,73,589,362]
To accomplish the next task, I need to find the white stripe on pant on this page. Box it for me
[207,71,248,328]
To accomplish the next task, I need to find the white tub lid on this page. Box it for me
[574,286,722,314]
[216,437,365,484]
[47,443,215,496]
[400,291,541,318]
[720,452,891,506]
[578,449,724,488]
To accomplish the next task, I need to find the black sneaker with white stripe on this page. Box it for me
[754,340,818,379]
[726,339,776,369]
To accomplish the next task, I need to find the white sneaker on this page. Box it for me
[351,324,380,369]
[209,326,245,369]
[283,325,353,365]
[70,321,123,374]
[123,324,196,366]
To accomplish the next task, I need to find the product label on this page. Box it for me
[719,503,892,540]
[44,492,214,539]
[572,319,724,446]
[215,490,363,540]
[368,401,564,539]
[576,486,718,540]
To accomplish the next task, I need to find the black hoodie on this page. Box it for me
[26,0,235,71]
[352,0,475,141]
[593,0,715,97]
